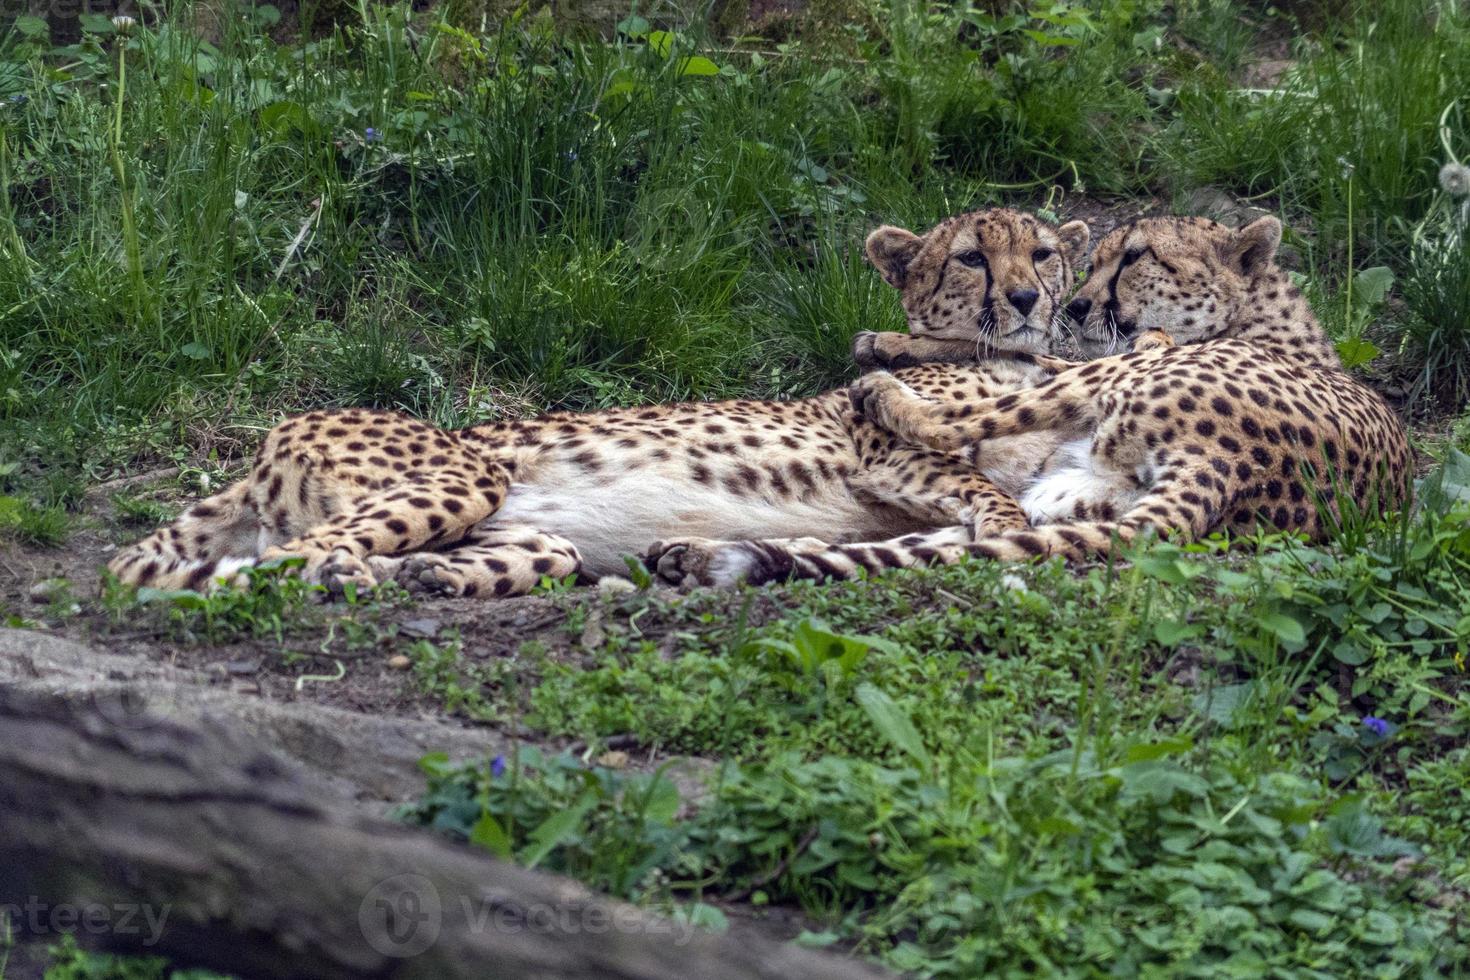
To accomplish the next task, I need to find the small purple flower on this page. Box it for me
[1363,717,1390,738]
[563,150,578,162]
[491,754,507,778]
[364,127,381,143]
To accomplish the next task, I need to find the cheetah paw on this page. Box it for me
[643,539,756,589]
[393,553,469,597]
[849,371,924,435]
[1130,329,1175,353]
[851,332,920,372]
[314,551,378,599]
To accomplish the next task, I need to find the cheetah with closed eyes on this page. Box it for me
[106,208,1090,598]
[644,215,1413,585]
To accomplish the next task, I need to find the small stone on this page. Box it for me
[28,579,67,604]
[224,658,261,676]
[596,575,637,596]
[399,618,440,639]
[597,750,630,769]
[386,654,412,671]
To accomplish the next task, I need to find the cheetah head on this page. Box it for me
[1064,215,1283,358]
[866,208,1090,355]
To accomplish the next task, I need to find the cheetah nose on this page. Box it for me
[1065,297,1092,323]
[1007,288,1040,316]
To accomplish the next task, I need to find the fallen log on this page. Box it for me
[0,685,890,980]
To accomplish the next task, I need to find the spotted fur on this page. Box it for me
[646,217,1412,585]
[107,209,1088,598]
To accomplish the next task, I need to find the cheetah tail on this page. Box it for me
[106,480,263,591]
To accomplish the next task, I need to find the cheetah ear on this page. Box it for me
[1056,220,1090,265]
[866,225,923,289]
[1222,216,1282,277]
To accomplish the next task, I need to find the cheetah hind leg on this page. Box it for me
[369,525,583,599]
[375,528,582,598]
[259,466,509,597]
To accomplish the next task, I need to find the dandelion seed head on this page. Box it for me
[1439,162,1470,197]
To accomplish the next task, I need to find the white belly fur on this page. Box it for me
[491,462,893,578]
[1018,437,1144,525]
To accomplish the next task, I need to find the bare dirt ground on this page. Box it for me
[1,485,838,973]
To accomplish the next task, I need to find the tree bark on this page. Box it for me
[0,685,889,980]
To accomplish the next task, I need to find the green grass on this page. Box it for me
[405,461,1470,974]
[9,0,1469,507]
[5,0,1470,975]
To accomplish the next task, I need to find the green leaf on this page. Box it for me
[1352,265,1394,306]
[1331,638,1369,665]
[616,14,650,38]
[469,812,513,858]
[641,771,680,825]
[13,15,49,38]
[1256,610,1306,647]
[181,342,211,361]
[677,902,729,933]
[1288,908,1335,934]
[1123,736,1194,763]
[260,101,311,136]
[620,553,654,590]
[854,683,931,768]
[677,56,720,77]
[648,30,676,57]
[601,80,643,101]
[1325,795,1417,858]
[1021,29,1083,45]
[1192,682,1256,728]
[518,789,596,869]
[1153,618,1200,645]
[1118,760,1209,804]
[1335,336,1381,369]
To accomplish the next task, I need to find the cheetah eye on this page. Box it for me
[955,250,987,268]
[1032,247,1055,263]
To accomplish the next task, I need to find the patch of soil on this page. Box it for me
[1057,194,1167,238]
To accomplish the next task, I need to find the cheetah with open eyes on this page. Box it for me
[644,215,1413,585]
[106,208,1090,598]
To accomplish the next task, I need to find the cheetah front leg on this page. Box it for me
[849,442,1029,537]
[368,525,583,599]
[851,331,1079,375]
[851,332,987,371]
[260,464,510,595]
[849,371,1098,454]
